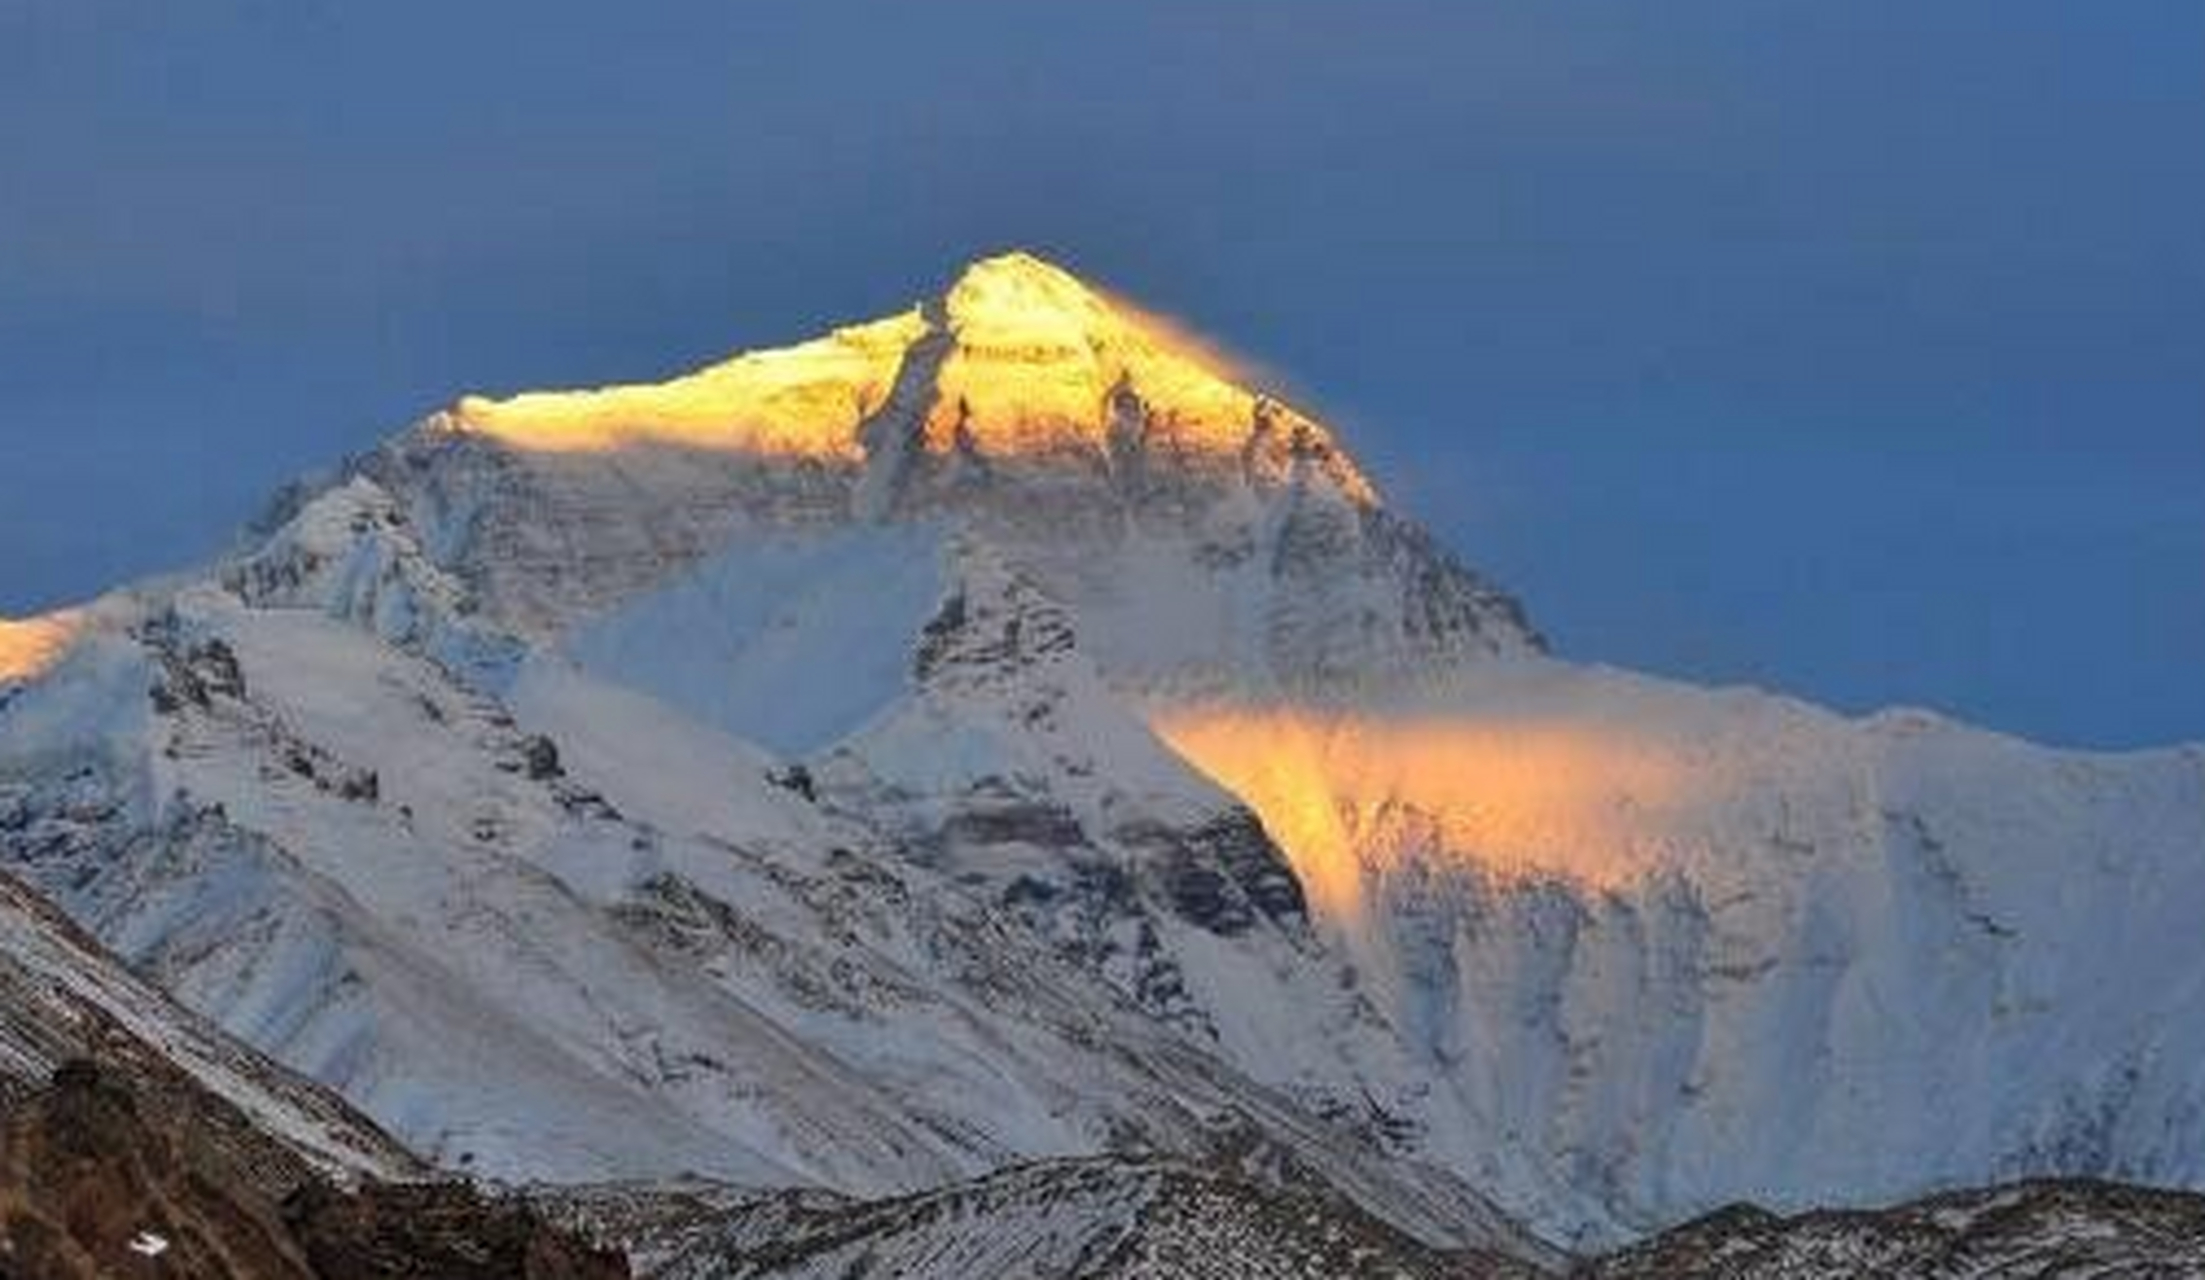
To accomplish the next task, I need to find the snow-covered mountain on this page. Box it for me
[4,251,2203,1264]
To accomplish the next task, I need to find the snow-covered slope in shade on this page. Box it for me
[562,524,950,755]
[608,488,2205,1243]
[0,504,1537,1257]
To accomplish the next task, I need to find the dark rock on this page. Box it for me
[1161,856,1250,935]
[913,589,969,681]
[191,640,247,700]
[765,764,816,802]
[0,1059,626,1280]
[1190,812,1307,926]
[940,802,1086,850]
[286,1181,627,1280]
[521,735,563,781]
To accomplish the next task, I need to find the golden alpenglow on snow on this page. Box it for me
[450,253,1377,504]
[0,611,84,683]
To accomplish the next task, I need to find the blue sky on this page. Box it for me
[3,1,2200,747]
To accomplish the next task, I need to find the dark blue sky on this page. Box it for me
[3,1,2201,748]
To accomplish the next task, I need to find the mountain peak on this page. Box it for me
[936,250,1255,390]
[445,252,1376,504]
[940,250,1117,346]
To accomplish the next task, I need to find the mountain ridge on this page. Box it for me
[445,252,1379,507]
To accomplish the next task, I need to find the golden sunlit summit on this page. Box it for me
[449,252,1377,504]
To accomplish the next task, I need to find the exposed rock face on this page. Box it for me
[0,1059,317,1280]
[0,1061,626,1280]
[808,543,1329,1035]
[286,1181,627,1280]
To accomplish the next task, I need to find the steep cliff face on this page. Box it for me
[3,252,2203,1263]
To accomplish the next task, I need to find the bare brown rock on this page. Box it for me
[0,1061,626,1280]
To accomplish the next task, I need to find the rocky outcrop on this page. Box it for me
[287,1180,627,1280]
[0,1060,626,1280]
[607,1155,1545,1280]
[0,867,419,1186]
[0,1059,315,1279]
[1587,1178,2205,1278]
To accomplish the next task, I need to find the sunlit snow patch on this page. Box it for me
[127,1231,170,1257]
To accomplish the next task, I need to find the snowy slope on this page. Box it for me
[0,865,419,1186]
[3,251,2203,1262]
[562,524,950,755]
[0,521,1533,1256]
[1154,667,2205,1241]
